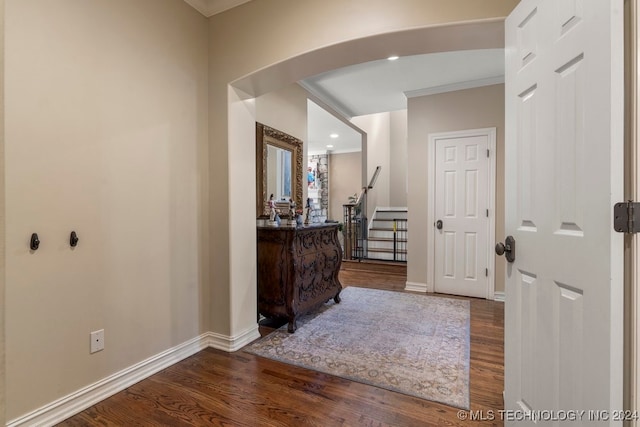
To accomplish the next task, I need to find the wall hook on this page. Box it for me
[70,231,79,248]
[30,233,40,251]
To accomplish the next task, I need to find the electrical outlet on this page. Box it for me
[90,329,104,354]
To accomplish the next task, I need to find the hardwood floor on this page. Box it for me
[59,264,504,427]
[339,260,408,292]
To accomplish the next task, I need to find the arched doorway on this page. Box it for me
[211,15,510,344]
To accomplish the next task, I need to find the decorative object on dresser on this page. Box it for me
[256,223,342,332]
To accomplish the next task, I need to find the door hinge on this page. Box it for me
[485,268,488,277]
[614,201,640,233]
[486,149,490,158]
[486,209,489,218]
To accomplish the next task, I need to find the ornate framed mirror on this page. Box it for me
[256,123,303,217]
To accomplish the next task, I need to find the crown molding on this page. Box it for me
[404,75,505,99]
[183,0,252,17]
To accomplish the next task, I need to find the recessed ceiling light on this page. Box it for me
[387,55,399,61]
[326,144,334,148]
[329,133,339,138]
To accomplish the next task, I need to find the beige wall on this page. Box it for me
[256,83,309,204]
[407,84,506,293]
[5,0,208,419]
[256,83,308,142]
[1,0,519,420]
[329,152,362,222]
[390,110,408,207]
[352,109,409,213]
[210,0,518,338]
[351,113,391,221]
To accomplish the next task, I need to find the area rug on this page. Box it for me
[244,286,470,409]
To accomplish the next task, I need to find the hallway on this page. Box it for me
[60,265,504,426]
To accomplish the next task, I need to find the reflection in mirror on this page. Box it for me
[266,145,292,201]
[256,123,303,217]
[307,99,364,222]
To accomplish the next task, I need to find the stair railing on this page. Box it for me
[343,188,366,260]
[342,166,381,260]
[392,218,408,262]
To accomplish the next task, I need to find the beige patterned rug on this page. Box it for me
[244,286,470,409]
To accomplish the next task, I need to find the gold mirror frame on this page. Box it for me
[256,123,303,217]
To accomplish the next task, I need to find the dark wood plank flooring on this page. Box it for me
[59,264,504,426]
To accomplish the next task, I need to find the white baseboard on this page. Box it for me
[494,291,505,302]
[205,324,261,352]
[375,206,408,211]
[8,325,261,427]
[405,281,427,293]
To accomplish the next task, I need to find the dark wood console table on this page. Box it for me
[257,223,343,332]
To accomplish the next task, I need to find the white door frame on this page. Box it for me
[427,127,496,299]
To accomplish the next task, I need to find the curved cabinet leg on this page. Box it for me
[334,291,341,304]
[287,318,297,333]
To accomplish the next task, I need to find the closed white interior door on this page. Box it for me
[434,130,492,298]
[504,0,624,422]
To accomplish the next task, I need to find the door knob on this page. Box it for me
[436,220,443,230]
[495,235,516,263]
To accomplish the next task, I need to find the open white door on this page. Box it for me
[504,0,624,423]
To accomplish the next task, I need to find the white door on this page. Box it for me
[504,0,624,422]
[433,129,494,299]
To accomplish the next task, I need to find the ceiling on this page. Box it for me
[181,1,506,156]
[183,0,251,17]
[307,100,363,155]
[304,48,505,154]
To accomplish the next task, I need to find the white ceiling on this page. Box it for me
[304,48,505,154]
[183,0,251,17]
[307,100,362,155]
[180,1,505,157]
[302,48,504,118]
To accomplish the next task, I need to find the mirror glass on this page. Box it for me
[266,145,292,201]
[307,99,364,223]
[256,123,303,217]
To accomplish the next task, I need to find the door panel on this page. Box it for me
[517,84,537,231]
[504,0,624,422]
[444,231,455,277]
[464,232,477,279]
[554,54,585,236]
[518,271,537,411]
